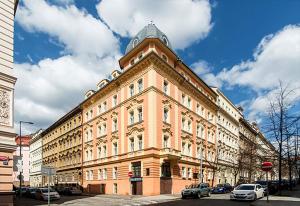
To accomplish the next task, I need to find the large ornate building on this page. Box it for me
[0,0,18,205]
[40,23,277,195]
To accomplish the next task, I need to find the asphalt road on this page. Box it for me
[152,199,252,206]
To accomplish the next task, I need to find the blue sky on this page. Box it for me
[14,0,300,132]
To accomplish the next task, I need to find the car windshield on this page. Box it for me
[41,188,56,193]
[236,185,255,190]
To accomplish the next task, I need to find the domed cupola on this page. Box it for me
[125,22,172,54]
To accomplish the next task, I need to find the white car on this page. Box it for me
[230,184,264,201]
[35,188,60,201]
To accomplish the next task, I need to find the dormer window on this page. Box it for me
[162,36,168,46]
[130,59,135,66]
[133,38,139,48]
[162,54,168,62]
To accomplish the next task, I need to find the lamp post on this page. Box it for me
[19,121,33,198]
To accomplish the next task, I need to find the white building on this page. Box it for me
[29,129,43,187]
[212,88,242,185]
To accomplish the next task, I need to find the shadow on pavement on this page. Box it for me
[14,195,95,206]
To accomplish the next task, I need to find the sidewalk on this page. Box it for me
[251,184,300,206]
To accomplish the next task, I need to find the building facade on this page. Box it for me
[40,23,278,195]
[0,0,18,204]
[42,107,82,186]
[29,129,43,187]
[213,88,241,185]
[13,135,31,187]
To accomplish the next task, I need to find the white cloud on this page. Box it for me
[96,0,213,50]
[16,0,120,57]
[211,25,300,121]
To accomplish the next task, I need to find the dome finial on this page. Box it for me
[150,20,154,25]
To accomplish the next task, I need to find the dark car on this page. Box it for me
[212,183,233,194]
[25,187,37,198]
[63,187,82,195]
[181,183,211,199]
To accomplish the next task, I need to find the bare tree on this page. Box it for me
[265,81,300,194]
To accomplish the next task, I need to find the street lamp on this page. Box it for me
[19,121,34,198]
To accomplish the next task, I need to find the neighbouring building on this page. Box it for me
[0,0,18,204]
[42,106,82,187]
[212,88,241,185]
[13,135,31,187]
[29,129,43,187]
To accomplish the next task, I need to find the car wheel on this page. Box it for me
[198,192,202,199]
[262,192,264,198]
[253,194,257,201]
[207,192,211,197]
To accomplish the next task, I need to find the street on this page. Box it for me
[14,192,300,206]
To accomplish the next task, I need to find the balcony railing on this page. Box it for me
[160,148,181,160]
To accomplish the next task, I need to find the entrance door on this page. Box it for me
[131,181,142,195]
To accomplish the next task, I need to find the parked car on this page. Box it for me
[212,183,233,194]
[35,188,60,201]
[230,184,264,201]
[25,187,37,198]
[63,187,82,195]
[181,183,211,199]
[255,181,268,194]
[15,187,28,196]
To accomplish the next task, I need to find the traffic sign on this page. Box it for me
[261,162,273,172]
[128,171,133,177]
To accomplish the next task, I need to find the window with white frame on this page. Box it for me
[181,118,185,130]
[113,95,117,107]
[97,146,101,158]
[187,120,191,133]
[85,112,88,121]
[113,167,117,179]
[129,111,134,125]
[86,171,89,180]
[129,84,134,97]
[181,142,185,154]
[89,109,93,119]
[113,183,117,194]
[138,79,143,93]
[130,138,134,152]
[103,145,107,158]
[89,149,93,160]
[182,167,186,178]
[181,94,185,105]
[103,168,107,180]
[112,119,118,132]
[187,168,191,179]
[163,135,169,148]
[138,107,143,122]
[98,104,102,114]
[138,135,143,150]
[98,169,102,180]
[103,101,107,112]
[163,108,169,123]
[187,144,191,156]
[85,150,88,161]
[163,80,168,94]
[89,170,93,180]
[196,103,200,115]
[187,97,191,108]
[113,142,118,155]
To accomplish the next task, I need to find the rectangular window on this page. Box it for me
[187,144,191,156]
[97,146,101,158]
[182,167,186,178]
[113,95,117,107]
[103,101,107,112]
[181,142,185,154]
[103,168,107,180]
[113,142,118,155]
[113,183,117,194]
[181,118,185,130]
[130,138,134,152]
[86,171,89,180]
[132,162,141,177]
[187,121,191,132]
[138,79,143,93]
[163,108,169,122]
[138,107,143,122]
[129,84,134,97]
[163,80,168,94]
[103,145,107,158]
[98,169,102,180]
[196,103,200,114]
[113,167,117,180]
[129,111,134,125]
[138,135,143,150]
[163,136,169,148]
[98,105,102,114]
[181,94,185,105]
[112,119,118,132]
[89,170,93,180]
[187,168,191,179]
[187,97,191,108]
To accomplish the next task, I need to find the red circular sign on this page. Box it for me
[128,171,133,177]
[261,162,273,171]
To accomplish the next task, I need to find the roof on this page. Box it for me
[125,23,172,54]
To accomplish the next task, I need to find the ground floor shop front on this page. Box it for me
[82,156,217,195]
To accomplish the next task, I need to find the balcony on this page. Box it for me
[160,148,181,160]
